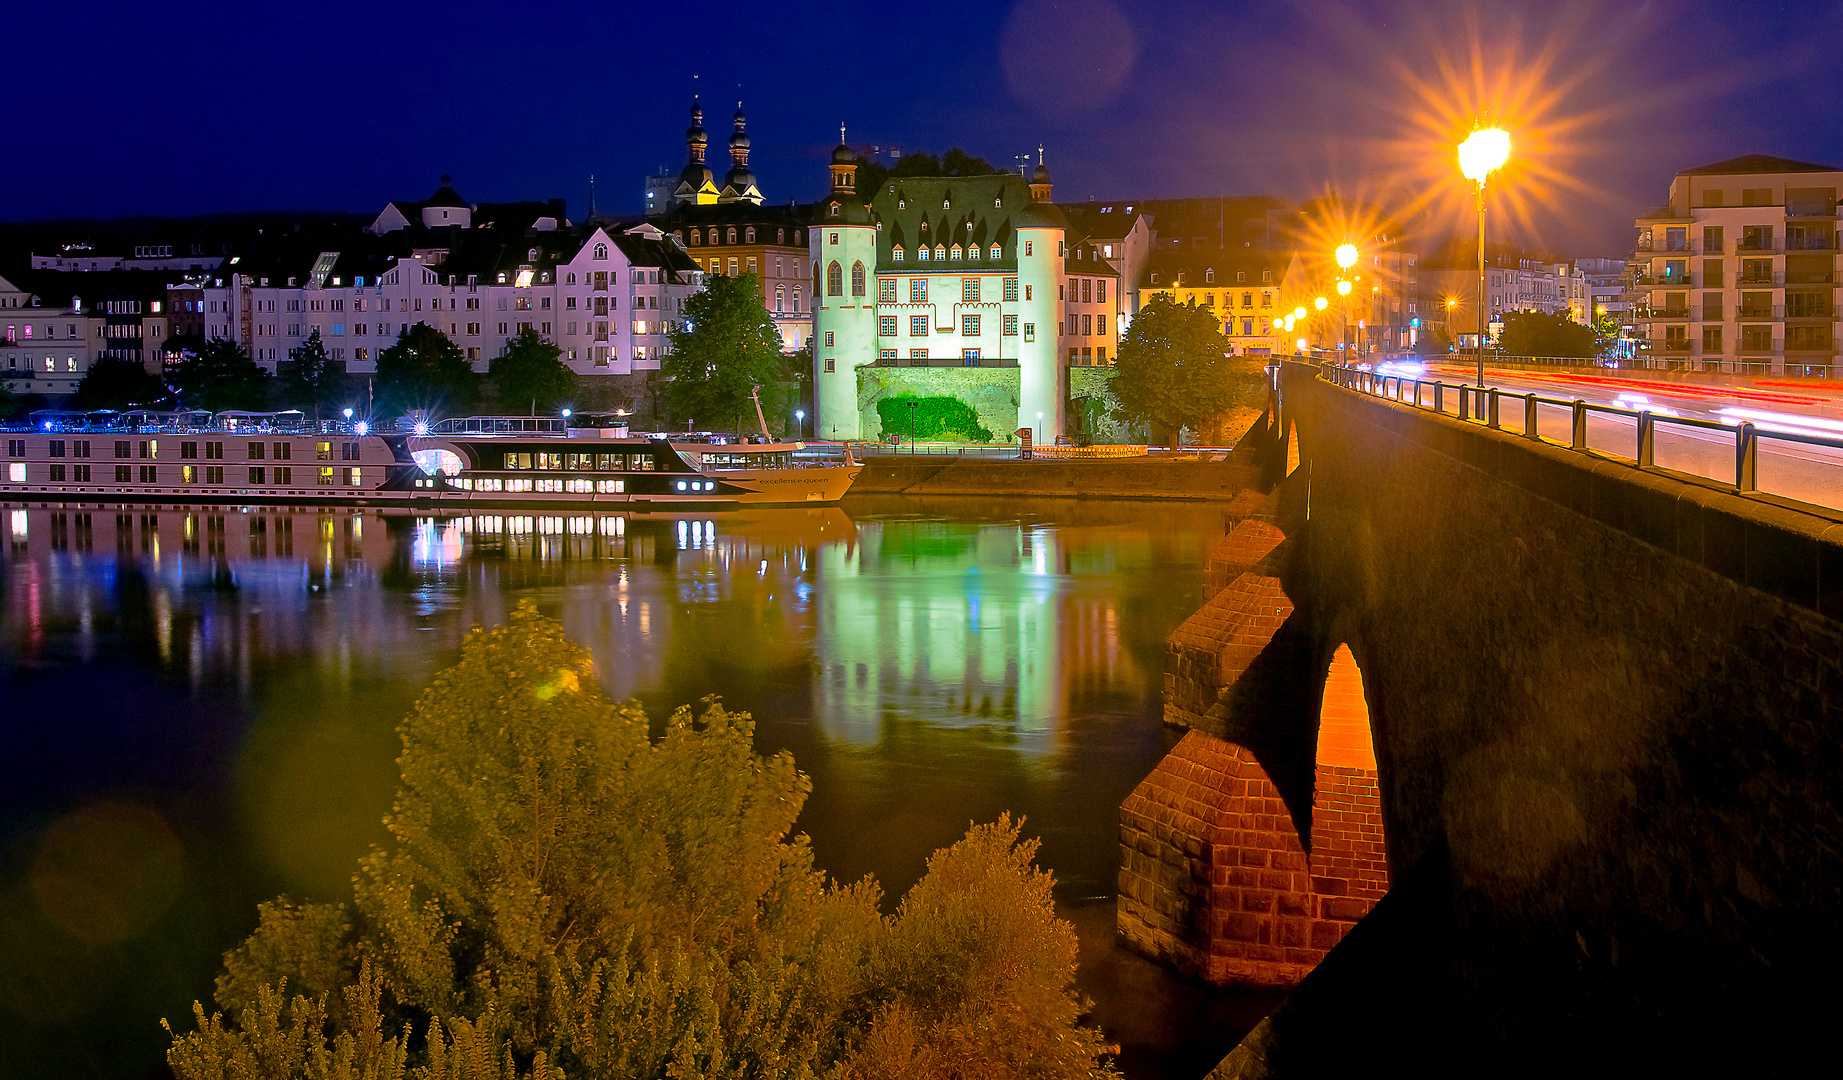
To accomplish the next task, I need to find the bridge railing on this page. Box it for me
[1319,362,1843,498]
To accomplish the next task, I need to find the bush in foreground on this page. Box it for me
[165,601,1114,1080]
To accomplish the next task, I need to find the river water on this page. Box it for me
[0,496,1274,1078]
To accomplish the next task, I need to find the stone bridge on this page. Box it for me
[1120,360,1843,1075]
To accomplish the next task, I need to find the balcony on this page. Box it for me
[1641,307,1690,320]
[1786,271,1837,285]
[1737,271,1783,286]
[1658,339,1692,352]
[1786,234,1838,251]
[1736,306,1782,320]
[1786,205,1839,220]
[1737,239,1782,254]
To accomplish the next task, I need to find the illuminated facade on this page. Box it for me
[1633,153,1841,374]
[810,144,1075,440]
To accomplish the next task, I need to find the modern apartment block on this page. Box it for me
[1634,154,1840,374]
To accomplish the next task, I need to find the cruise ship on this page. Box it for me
[1,411,860,508]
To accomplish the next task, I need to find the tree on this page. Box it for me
[1593,309,1624,354]
[375,322,476,418]
[172,338,270,412]
[1111,294,1260,446]
[73,358,172,410]
[166,603,1116,1080]
[1497,309,1599,359]
[489,329,575,414]
[287,328,342,419]
[856,147,1001,200]
[662,273,791,434]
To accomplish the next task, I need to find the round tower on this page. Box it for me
[811,132,877,441]
[1015,155,1066,441]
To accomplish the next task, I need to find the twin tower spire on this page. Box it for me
[674,98,760,207]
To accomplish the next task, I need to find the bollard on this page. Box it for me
[1487,389,1501,429]
[1736,421,1758,492]
[1434,382,1444,415]
[1458,385,1471,421]
[1571,400,1588,449]
[1524,393,1539,439]
[1637,411,1655,467]
[1414,380,1423,408]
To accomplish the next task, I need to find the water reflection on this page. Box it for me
[0,496,1247,1079]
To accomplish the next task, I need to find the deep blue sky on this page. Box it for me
[8,0,1841,255]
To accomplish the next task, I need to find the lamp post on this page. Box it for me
[795,409,805,439]
[1335,244,1358,360]
[1459,127,1511,386]
[1314,296,1328,354]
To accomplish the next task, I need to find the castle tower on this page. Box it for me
[811,129,877,441]
[673,99,720,207]
[1015,153,1067,440]
[719,104,763,205]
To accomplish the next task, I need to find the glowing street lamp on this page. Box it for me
[1314,296,1328,311]
[1293,306,1308,322]
[1459,127,1511,385]
[796,408,805,438]
[1337,279,1353,296]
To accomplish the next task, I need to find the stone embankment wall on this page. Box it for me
[844,454,1258,501]
[1118,485,1389,989]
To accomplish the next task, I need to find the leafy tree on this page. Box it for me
[73,357,172,410]
[1111,294,1259,446]
[166,603,1116,1080]
[1593,309,1624,354]
[375,322,476,418]
[287,328,342,419]
[1497,309,1599,359]
[857,147,1001,199]
[662,273,791,434]
[171,338,270,412]
[489,329,575,414]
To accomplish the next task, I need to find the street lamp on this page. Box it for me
[1336,244,1359,361]
[796,409,805,438]
[1459,126,1511,386]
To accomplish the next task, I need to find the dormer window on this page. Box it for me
[894,246,905,261]
[898,199,906,209]
[497,272,507,284]
[1262,270,1272,283]
[1150,272,1160,285]
[993,197,1002,208]
[943,198,951,209]
[935,245,946,260]
[951,245,962,260]
[727,228,738,244]
[777,228,786,244]
[919,247,930,261]
[1205,268,1215,283]
[991,245,1001,259]
[830,203,840,217]
[1237,271,1246,283]
[690,231,700,245]
[745,227,756,243]
[528,248,539,261]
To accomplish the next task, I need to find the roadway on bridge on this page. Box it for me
[1413,362,1843,511]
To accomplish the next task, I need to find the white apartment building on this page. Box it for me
[1634,153,1840,373]
[1,272,172,396]
[193,222,702,378]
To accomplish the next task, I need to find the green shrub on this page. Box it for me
[876,395,994,443]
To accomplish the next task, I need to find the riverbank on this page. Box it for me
[844,451,1261,501]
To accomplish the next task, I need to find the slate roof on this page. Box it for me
[1680,154,1843,176]
[1139,249,1294,290]
[867,174,1034,271]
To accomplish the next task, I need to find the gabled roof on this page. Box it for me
[1680,154,1843,176]
[424,176,469,208]
[867,173,1034,269]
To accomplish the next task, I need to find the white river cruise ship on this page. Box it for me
[1,411,859,508]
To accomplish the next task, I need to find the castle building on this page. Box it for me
[656,101,812,351]
[809,141,1073,441]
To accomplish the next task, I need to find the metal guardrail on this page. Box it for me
[1322,362,1843,495]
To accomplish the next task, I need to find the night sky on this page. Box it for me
[10,0,1841,255]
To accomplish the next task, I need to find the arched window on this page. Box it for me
[1205,268,1215,283]
[689,231,700,245]
[745,227,756,243]
[497,272,507,283]
[593,243,607,260]
[990,245,1001,259]
[529,248,539,261]
[794,230,802,243]
[775,284,786,312]
[827,261,842,295]
[850,261,865,296]
[566,272,576,284]
[777,228,786,244]
[727,228,738,244]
